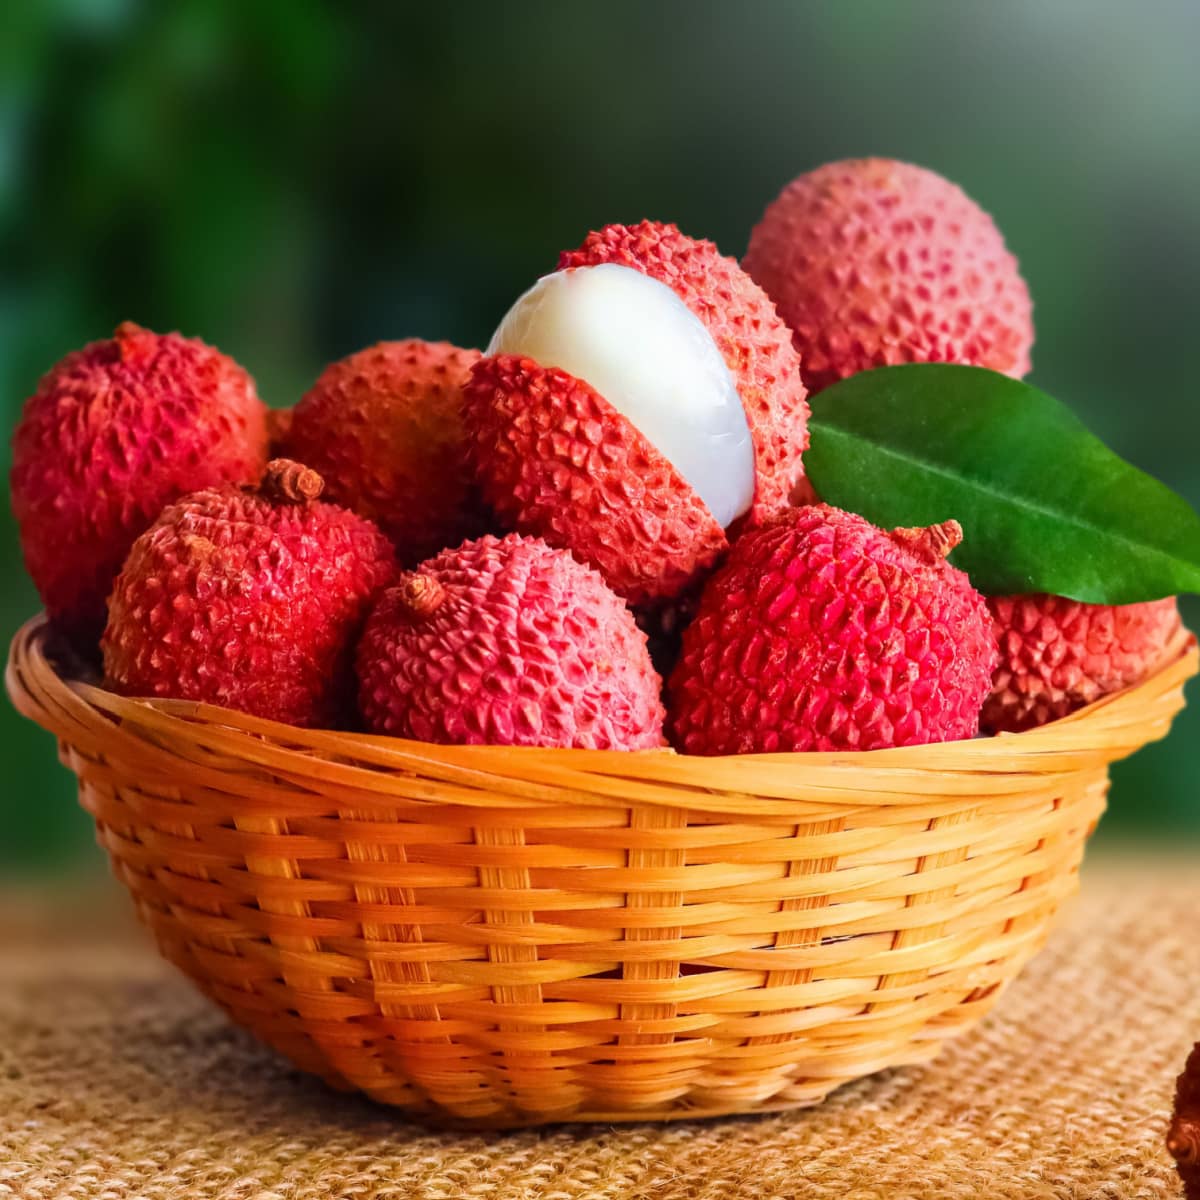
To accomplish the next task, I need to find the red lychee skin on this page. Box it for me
[668,505,998,755]
[356,534,666,750]
[464,221,810,605]
[744,159,1034,394]
[464,355,727,607]
[1169,1042,1200,1200]
[10,322,269,645]
[284,340,483,563]
[102,460,396,729]
[982,593,1181,733]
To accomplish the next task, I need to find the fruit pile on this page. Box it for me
[9,158,1194,754]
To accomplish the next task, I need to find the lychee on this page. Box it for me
[1169,1042,1200,1200]
[463,220,809,605]
[102,460,396,728]
[744,158,1034,393]
[10,322,269,644]
[282,339,483,563]
[356,533,665,749]
[668,505,997,754]
[983,593,1181,733]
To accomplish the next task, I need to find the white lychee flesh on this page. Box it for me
[487,263,755,529]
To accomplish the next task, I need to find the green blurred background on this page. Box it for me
[2,0,1197,874]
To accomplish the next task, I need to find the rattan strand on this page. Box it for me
[6,616,1196,1126]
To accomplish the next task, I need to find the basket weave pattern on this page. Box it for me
[7,617,1196,1126]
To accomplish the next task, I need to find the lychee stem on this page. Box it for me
[397,573,446,620]
[113,321,157,365]
[261,458,324,504]
[889,519,963,563]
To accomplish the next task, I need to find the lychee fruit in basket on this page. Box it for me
[462,220,810,606]
[102,460,395,728]
[357,533,665,749]
[10,322,269,645]
[744,158,1034,393]
[668,504,997,754]
[983,593,1182,733]
[282,339,484,563]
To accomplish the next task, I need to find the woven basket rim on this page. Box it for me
[6,614,1197,816]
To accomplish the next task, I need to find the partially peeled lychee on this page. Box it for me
[463,221,809,605]
[488,265,756,529]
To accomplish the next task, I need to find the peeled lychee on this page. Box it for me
[463,221,809,605]
[357,534,665,749]
[282,339,483,563]
[10,322,269,644]
[102,460,395,728]
[744,158,1034,393]
[983,594,1181,733]
[668,505,997,754]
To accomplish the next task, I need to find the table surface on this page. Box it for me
[0,854,1195,1200]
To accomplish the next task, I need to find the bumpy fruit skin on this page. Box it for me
[559,221,810,517]
[10,322,268,645]
[102,461,396,728]
[983,594,1181,733]
[744,159,1034,393]
[668,505,997,755]
[1168,1042,1200,1200]
[464,221,809,605]
[283,339,483,563]
[465,356,726,606]
[357,534,665,749]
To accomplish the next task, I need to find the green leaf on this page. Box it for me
[805,364,1200,603]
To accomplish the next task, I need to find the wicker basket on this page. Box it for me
[7,616,1197,1127]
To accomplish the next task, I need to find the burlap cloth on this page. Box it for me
[0,855,1195,1200]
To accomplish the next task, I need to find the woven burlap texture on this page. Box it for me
[0,856,1195,1200]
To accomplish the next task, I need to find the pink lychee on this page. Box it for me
[356,534,665,749]
[983,593,1182,732]
[744,158,1033,393]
